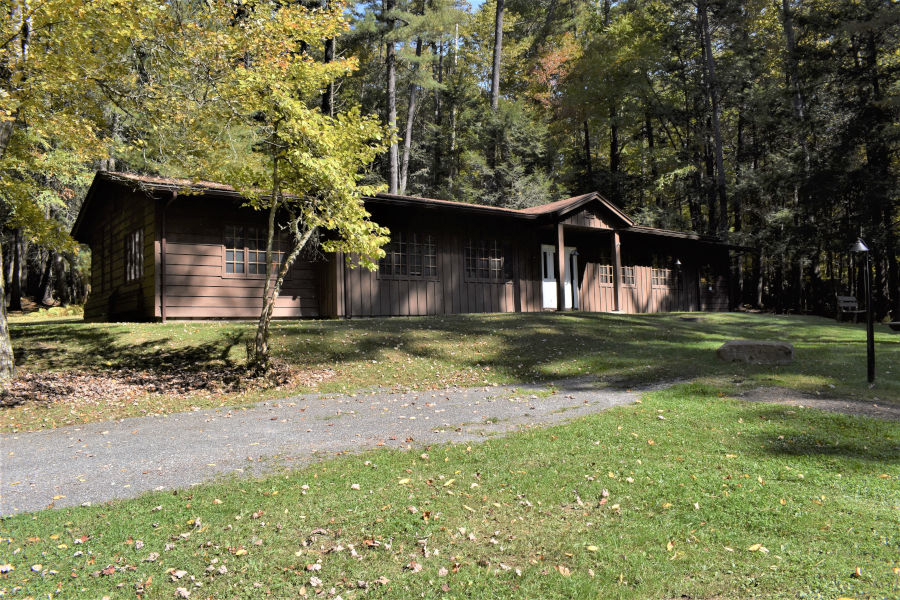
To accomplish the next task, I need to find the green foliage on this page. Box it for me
[134,0,390,265]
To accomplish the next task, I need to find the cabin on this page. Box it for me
[71,171,732,322]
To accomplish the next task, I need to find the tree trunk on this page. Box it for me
[490,0,504,111]
[0,241,14,383]
[38,250,53,305]
[399,37,423,195]
[432,42,444,187]
[885,203,899,321]
[608,101,619,203]
[698,0,728,237]
[52,253,69,304]
[703,139,717,235]
[322,39,335,116]
[644,112,657,193]
[583,120,593,191]
[448,24,459,186]
[8,229,24,312]
[780,0,805,122]
[385,0,399,194]
[254,149,282,372]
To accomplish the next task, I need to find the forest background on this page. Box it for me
[2,0,898,320]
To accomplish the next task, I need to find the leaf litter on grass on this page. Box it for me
[0,362,335,408]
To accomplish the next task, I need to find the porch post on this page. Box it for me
[556,221,566,311]
[612,230,623,312]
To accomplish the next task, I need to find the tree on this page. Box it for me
[0,0,158,382]
[134,0,390,371]
[489,0,505,111]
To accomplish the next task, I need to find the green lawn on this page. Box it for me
[3,384,898,599]
[4,311,899,432]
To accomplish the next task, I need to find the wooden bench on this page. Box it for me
[836,295,866,322]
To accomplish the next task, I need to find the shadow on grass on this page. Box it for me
[741,403,900,464]
[11,323,248,376]
[9,312,900,400]
[273,311,879,388]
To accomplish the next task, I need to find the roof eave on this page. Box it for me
[366,194,539,220]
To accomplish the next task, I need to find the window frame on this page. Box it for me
[621,265,636,287]
[124,228,144,283]
[650,267,673,288]
[597,264,614,285]
[464,238,513,283]
[378,231,439,281]
[223,225,283,279]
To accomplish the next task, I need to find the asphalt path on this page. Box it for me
[1,378,642,515]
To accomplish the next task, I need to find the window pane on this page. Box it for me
[226,263,235,274]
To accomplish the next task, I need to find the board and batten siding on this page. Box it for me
[333,209,543,318]
[159,199,322,319]
[84,188,156,321]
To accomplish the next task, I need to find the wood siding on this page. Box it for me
[79,179,731,321]
[336,207,730,318]
[561,205,614,230]
[160,198,322,319]
[339,208,543,317]
[84,189,156,321]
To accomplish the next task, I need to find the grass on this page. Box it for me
[2,384,898,599]
[4,312,899,433]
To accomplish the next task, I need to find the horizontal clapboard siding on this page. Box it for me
[160,198,322,319]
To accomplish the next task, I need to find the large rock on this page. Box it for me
[716,340,794,365]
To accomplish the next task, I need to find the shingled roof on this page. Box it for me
[73,171,730,245]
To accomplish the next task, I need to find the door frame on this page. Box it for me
[541,244,578,310]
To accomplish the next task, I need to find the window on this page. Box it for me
[225,226,244,274]
[597,264,613,284]
[225,225,282,277]
[125,229,144,282]
[379,232,437,279]
[465,239,512,282]
[651,268,672,287]
[622,266,635,286]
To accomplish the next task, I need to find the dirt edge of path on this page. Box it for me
[732,387,900,422]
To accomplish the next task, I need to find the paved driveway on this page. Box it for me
[1,378,641,515]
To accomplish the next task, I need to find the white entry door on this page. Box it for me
[541,245,578,310]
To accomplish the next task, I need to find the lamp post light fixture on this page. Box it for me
[850,238,875,384]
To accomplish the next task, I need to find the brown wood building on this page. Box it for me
[71,171,732,322]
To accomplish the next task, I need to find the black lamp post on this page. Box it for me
[850,238,875,383]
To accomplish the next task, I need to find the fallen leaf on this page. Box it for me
[405,560,423,573]
[556,565,571,576]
